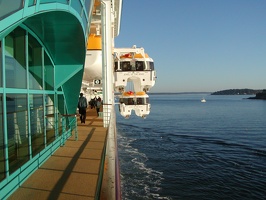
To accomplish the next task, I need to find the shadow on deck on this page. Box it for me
[8,108,107,200]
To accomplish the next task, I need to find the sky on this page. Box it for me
[115,0,266,93]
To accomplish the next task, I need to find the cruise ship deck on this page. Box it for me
[8,108,108,200]
[1,1,122,199]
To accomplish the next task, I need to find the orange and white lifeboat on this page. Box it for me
[83,34,102,85]
[114,47,156,93]
[119,91,150,119]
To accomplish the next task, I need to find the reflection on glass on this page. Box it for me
[7,94,29,174]
[0,1,23,20]
[28,34,43,90]
[71,0,82,16]
[58,94,65,136]
[30,94,44,157]
[5,28,27,89]
[44,53,54,90]
[0,40,2,87]
[45,94,55,145]
[136,61,144,71]
[0,94,5,181]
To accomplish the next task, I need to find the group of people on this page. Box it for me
[89,96,102,116]
[78,93,102,124]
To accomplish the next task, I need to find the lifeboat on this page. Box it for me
[114,46,156,93]
[118,91,150,119]
[82,34,103,99]
[83,34,102,85]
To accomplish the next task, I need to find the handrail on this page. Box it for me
[60,114,78,145]
[100,106,121,199]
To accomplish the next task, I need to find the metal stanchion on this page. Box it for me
[61,114,78,142]
[61,117,66,146]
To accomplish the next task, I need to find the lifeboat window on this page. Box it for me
[136,61,144,71]
[149,62,154,70]
[114,62,118,71]
[127,98,134,105]
[121,61,131,71]
[136,98,144,105]
[146,97,150,103]
[120,98,134,105]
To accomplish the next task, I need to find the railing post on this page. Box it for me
[74,115,78,141]
[61,116,66,146]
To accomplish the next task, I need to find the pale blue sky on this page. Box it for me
[115,0,266,93]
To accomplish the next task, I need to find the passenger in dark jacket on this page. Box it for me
[78,93,87,123]
[96,97,101,116]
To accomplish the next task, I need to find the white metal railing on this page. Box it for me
[103,105,121,199]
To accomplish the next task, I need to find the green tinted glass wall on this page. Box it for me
[0,94,5,181]
[7,94,29,174]
[45,94,55,145]
[5,28,27,89]
[0,41,2,87]
[28,34,43,90]
[30,94,45,157]
[44,53,54,90]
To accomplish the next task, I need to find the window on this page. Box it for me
[5,28,27,89]
[120,98,134,105]
[44,53,54,90]
[30,94,44,157]
[149,62,154,70]
[58,94,65,136]
[136,97,149,105]
[0,41,2,87]
[121,62,131,71]
[45,94,55,145]
[0,0,23,20]
[136,61,144,71]
[7,94,29,174]
[28,34,43,90]
[114,61,118,71]
[136,98,144,105]
[0,94,5,181]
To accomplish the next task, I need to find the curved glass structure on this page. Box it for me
[0,0,93,198]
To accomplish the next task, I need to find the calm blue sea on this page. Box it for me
[116,93,266,200]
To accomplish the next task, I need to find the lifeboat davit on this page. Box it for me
[118,91,150,119]
[114,46,156,93]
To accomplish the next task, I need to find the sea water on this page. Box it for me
[116,93,266,200]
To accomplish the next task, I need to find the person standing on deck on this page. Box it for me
[96,97,101,116]
[78,93,87,123]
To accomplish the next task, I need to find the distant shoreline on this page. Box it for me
[211,89,262,95]
[148,89,266,100]
[149,92,211,95]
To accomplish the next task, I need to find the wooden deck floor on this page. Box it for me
[8,108,107,200]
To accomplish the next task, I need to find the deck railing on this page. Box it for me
[97,105,121,199]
